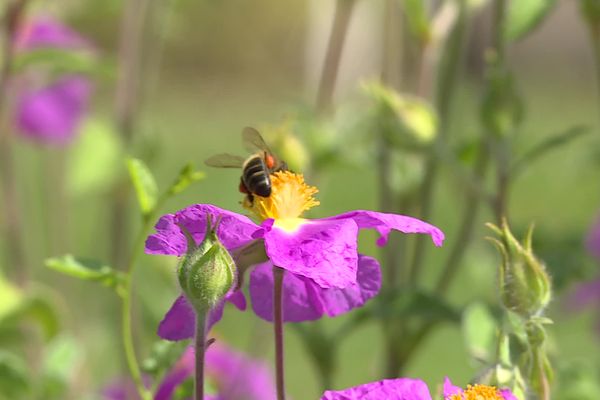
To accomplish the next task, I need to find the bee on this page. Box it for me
[204,127,287,202]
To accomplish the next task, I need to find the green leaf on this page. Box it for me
[462,302,499,363]
[40,336,81,399]
[403,0,430,42]
[13,48,114,80]
[67,119,122,197]
[0,291,60,341]
[505,0,557,41]
[141,340,187,378]
[511,126,590,177]
[0,351,30,400]
[127,158,159,215]
[168,163,205,196]
[45,255,124,293]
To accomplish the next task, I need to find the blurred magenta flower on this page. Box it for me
[14,15,92,51]
[146,172,443,337]
[103,342,274,400]
[16,75,92,145]
[320,377,517,400]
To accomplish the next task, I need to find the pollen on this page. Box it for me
[448,384,505,400]
[243,171,319,222]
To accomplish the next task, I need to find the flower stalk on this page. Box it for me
[273,266,286,400]
[194,311,207,400]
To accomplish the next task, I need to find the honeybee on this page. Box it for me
[204,127,287,202]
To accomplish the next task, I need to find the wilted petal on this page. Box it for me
[442,377,462,397]
[324,210,444,247]
[146,204,260,256]
[262,218,358,289]
[15,16,92,51]
[206,343,276,400]
[16,75,92,145]
[154,347,194,400]
[249,255,381,322]
[158,291,246,341]
[320,378,432,400]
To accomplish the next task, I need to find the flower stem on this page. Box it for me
[194,311,207,400]
[316,0,356,115]
[0,0,29,287]
[273,266,286,400]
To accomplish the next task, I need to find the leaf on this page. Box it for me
[462,302,499,363]
[141,340,187,378]
[0,351,30,400]
[127,158,159,215]
[40,336,81,399]
[67,119,122,197]
[511,126,590,177]
[403,0,430,42]
[45,255,124,293]
[0,291,60,341]
[505,0,557,41]
[167,163,205,196]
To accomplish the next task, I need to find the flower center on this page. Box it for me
[243,171,319,225]
[448,384,505,400]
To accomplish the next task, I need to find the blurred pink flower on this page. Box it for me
[586,214,600,261]
[14,15,92,51]
[16,75,92,145]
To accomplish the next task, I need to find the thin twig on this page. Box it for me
[273,266,286,400]
[194,312,207,400]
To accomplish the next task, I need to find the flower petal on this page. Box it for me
[206,343,276,400]
[442,377,462,397]
[146,204,260,256]
[262,218,358,289]
[17,76,92,145]
[567,278,600,311]
[320,255,381,318]
[154,347,194,400]
[323,210,444,247]
[249,262,324,322]
[249,255,381,322]
[15,16,92,51]
[158,291,246,341]
[500,389,518,400]
[586,214,600,261]
[320,378,432,400]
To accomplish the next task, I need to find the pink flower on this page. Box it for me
[14,15,92,51]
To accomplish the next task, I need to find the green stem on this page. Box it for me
[273,266,286,400]
[408,0,468,284]
[316,0,357,114]
[194,311,207,400]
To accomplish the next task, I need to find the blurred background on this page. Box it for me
[1,0,600,399]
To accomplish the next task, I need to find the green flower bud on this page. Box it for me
[362,81,438,150]
[177,216,235,312]
[487,220,552,318]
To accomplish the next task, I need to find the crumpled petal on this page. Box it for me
[261,218,358,289]
[442,377,462,397]
[206,343,276,400]
[320,378,432,400]
[16,75,92,145]
[145,204,260,256]
[323,210,445,247]
[158,291,246,341]
[249,255,381,322]
[154,347,194,400]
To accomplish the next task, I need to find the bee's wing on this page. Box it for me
[242,127,272,154]
[204,153,245,168]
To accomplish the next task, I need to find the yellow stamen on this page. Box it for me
[243,171,319,226]
[448,384,505,400]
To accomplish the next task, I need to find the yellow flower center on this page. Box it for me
[243,171,319,231]
[448,384,505,400]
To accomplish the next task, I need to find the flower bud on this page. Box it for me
[487,220,552,318]
[177,216,235,312]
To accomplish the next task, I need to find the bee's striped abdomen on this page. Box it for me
[242,155,271,197]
